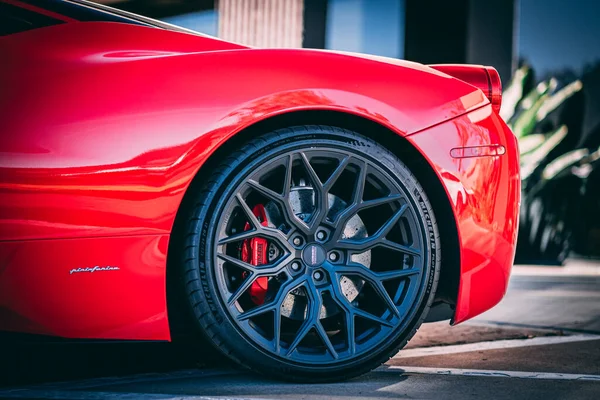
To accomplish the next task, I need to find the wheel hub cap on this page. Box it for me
[302,243,326,267]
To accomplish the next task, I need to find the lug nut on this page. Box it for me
[291,261,301,271]
[316,230,327,241]
[293,237,303,246]
[313,270,323,281]
[328,252,339,262]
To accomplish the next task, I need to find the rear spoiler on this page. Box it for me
[429,64,502,113]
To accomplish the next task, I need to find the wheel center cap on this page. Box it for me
[302,243,326,267]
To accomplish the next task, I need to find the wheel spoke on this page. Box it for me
[226,266,296,307]
[218,192,294,247]
[380,239,421,257]
[300,152,327,228]
[217,253,259,272]
[326,159,367,238]
[216,193,264,245]
[368,279,400,318]
[218,225,292,248]
[352,159,367,207]
[337,204,409,252]
[237,275,307,321]
[285,281,337,359]
[247,179,284,202]
[300,153,353,228]
[330,277,394,328]
[375,204,408,237]
[327,159,408,240]
[285,315,313,357]
[329,281,395,356]
[236,297,277,321]
[332,194,402,235]
[315,317,339,359]
[359,194,403,211]
[285,281,316,357]
[351,305,395,327]
[323,156,351,191]
[227,271,258,306]
[218,229,261,245]
[334,264,401,318]
[312,285,339,359]
[273,305,282,353]
[300,152,323,188]
[235,193,261,229]
[345,313,356,355]
[247,179,310,235]
[217,253,286,275]
[282,154,293,197]
[325,285,355,354]
[375,267,420,281]
[335,263,417,282]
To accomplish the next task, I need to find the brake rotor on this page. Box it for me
[240,185,370,319]
[263,185,370,320]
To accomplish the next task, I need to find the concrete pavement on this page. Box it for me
[473,259,600,333]
[0,365,598,400]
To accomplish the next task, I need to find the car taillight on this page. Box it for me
[429,64,503,113]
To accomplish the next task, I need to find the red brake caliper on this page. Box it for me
[241,204,269,305]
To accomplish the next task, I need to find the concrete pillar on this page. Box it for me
[404,0,517,82]
[466,0,518,83]
[218,0,304,48]
[302,0,328,48]
[404,0,469,64]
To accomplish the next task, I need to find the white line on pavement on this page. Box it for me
[384,366,600,381]
[394,334,600,358]
[512,263,600,277]
[513,289,600,298]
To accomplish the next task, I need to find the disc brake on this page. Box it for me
[241,204,269,305]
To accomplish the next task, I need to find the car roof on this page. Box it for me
[15,0,214,38]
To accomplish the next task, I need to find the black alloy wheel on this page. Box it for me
[176,126,441,382]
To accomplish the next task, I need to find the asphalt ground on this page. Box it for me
[0,259,598,399]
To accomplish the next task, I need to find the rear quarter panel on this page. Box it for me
[406,106,521,323]
[0,22,488,339]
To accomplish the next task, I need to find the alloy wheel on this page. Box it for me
[213,147,426,364]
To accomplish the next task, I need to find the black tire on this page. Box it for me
[174,126,441,382]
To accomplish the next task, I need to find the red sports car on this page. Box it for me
[0,0,520,382]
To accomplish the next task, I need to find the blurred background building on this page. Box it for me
[94,0,600,84]
[94,0,600,265]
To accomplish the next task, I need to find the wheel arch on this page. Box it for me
[166,110,460,337]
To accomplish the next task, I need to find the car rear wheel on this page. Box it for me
[176,126,440,382]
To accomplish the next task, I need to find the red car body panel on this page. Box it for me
[1,22,488,243]
[406,105,521,323]
[0,16,519,340]
[0,235,170,339]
